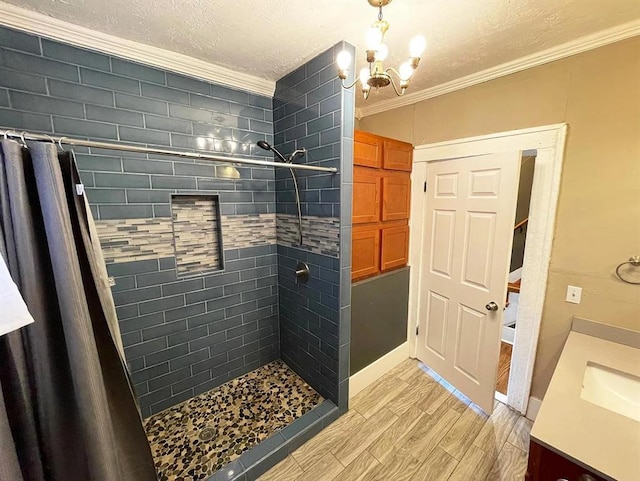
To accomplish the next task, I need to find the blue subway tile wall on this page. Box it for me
[277,246,341,401]
[109,245,280,415]
[273,43,354,409]
[0,24,280,416]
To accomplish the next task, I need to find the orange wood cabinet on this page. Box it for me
[353,167,381,224]
[352,130,413,281]
[354,131,382,168]
[383,139,413,171]
[351,227,380,279]
[381,225,410,271]
[382,173,411,221]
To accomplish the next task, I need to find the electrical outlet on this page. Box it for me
[566,285,582,304]
[108,276,116,287]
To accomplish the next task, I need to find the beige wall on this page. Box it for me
[360,36,640,399]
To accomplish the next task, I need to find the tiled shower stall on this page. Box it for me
[0,24,354,480]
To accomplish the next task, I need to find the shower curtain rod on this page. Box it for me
[0,129,338,173]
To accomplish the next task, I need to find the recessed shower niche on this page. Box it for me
[171,194,224,277]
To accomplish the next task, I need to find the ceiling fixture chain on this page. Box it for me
[336,0,425,99]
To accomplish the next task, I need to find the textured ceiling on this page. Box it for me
[5,0,640,106]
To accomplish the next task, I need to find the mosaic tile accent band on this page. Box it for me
[95,213,276,264]
[276,214,340,258]
[144,360,322,480]
[96,218,176,262]
[172,196,222,276]
[223,214,277,250]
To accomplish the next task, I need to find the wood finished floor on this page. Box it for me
[259,359,533,481]
[496,342,513,396]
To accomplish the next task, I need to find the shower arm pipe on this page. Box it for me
[0,130,338,173]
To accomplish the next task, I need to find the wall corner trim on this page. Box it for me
[526,396,542,421]
[0,1,276,98]
[359,19,640,118]
[349,342,409,399]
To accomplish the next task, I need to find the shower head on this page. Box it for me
[256,140,271,151]
[256,140,288,163]
[289,149,306,163]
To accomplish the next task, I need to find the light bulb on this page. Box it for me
[359,68,371,86]
[366,27,383,50]
[336,50,351,70]
[409,35,426,57]
[399,62,414,80]
[376,44,389,62]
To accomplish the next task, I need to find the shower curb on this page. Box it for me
[206,399,340,481]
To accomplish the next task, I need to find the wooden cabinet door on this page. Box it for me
[383,139,413,171]
[381,225,409,271]
[353,167,381,224]
[352,227,380,280]
[355,131,382,168]
[382,174,411,221]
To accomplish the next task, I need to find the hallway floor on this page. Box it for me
[144,360,322,480]
[496,342,513,395]
[260,359,532,481]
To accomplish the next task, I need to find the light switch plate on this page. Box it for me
[566,285,582,304]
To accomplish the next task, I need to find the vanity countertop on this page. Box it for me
[530,326,640,481]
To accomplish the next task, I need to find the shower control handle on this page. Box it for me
[295,262,310,284]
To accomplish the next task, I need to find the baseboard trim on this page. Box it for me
[494,391,508,407]
[526,396,542,421]
[349,342,409,399]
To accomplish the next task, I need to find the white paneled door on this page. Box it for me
[416,152,521,414]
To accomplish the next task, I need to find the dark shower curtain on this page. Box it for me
[0,139,157,481]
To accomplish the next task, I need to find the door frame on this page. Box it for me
[408,123,568,415]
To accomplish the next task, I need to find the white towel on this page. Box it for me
[0,254,35,336]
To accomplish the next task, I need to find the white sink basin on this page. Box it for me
[581,361,640,422]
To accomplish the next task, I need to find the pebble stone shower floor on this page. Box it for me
[144,360,324,480]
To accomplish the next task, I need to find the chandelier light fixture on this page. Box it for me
[337,0,425,99]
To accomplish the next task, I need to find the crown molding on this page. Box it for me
[0,1,276,97]
[359,18,640,118]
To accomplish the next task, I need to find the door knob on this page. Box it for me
[485,301,499,311]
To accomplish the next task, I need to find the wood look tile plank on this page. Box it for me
[419,383,450,415]
[399,407,460,461]
[261,360,531,481]
[506,416,533,453]
[447,445,496,481]
[472,402,520,458]
[296,452,344,481]
[332,408,399,466]
[351,374,410,419]
[387,359,419,380]
[385,377,436,416]
[409,447,458,481]
[438,389,471,414]
[486,442,528,481]
[439,403,488,460]
[368,407,425,463]
[363,448,422,481]
[400,362,441,385]
[292,410,366,470]
[333,450,381,481]
[258,455,303,481]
